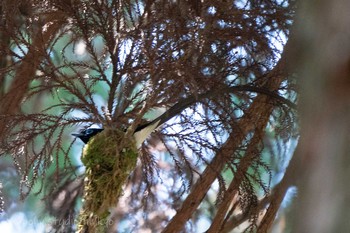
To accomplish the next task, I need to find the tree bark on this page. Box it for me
[292,0,350,232]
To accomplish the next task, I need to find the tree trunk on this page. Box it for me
[292,0,350,232]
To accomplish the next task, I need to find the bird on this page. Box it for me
[72,119,162,148]
[72,128,104,144]
[72,89,215,146]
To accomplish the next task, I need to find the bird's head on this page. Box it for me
[72,128,104,144]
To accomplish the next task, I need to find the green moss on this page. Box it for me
[77,129,138,232]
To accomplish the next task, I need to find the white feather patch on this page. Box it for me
[133,120,161,148]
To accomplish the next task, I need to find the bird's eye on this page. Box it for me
[85,129,93,134]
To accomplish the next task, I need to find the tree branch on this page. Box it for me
[162,79,286,233]
[206,125,268,233]
[161,43,292,232]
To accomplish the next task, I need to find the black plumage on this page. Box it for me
[72,128,104,144]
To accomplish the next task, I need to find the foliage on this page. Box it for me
[0,0,297,232]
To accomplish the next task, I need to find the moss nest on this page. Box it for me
[77,129,138,232]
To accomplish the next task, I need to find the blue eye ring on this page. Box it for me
[85,129,94,135]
